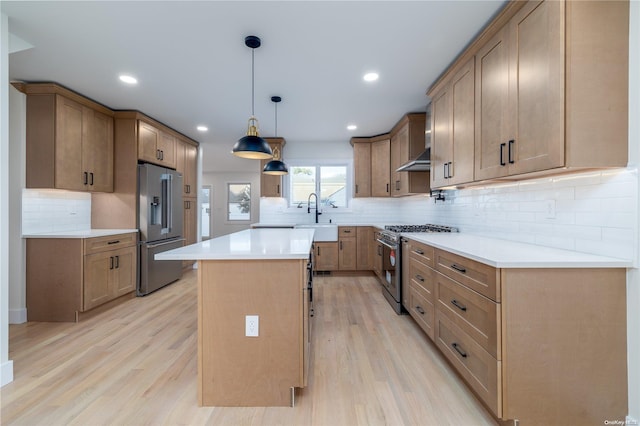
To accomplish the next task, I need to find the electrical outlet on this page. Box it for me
[545,199,556,219]
[245,315,259,337]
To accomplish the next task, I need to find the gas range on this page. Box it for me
[378,224,458,245]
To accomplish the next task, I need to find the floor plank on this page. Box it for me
[2,271,497,425]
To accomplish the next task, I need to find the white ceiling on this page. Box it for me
[2,0,506,173]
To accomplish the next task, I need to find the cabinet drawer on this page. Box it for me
[407,240,435,268]
[84,233,137,255]
[338,226,356,237]
[435,249,500,302]
[408,280,435,340]
[436,312,501,417]
[436,272,500,358]
[409,257,434,296]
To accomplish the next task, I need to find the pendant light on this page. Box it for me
[263,96,289,175]
[232,35,273,160]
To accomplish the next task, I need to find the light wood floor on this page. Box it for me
[2,270,497,426]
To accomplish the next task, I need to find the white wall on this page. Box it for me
[8,85,26,324]
[202,171,261,237]
[1,12,14,387]
[627,0,639,421]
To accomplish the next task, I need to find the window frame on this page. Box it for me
[226,182,252,222]
[284,159,353,210]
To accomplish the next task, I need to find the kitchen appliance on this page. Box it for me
[138,163,184,296]
[375,224,458,314]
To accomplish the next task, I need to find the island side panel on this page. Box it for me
[501,268,627,424]
[198,258,305,406]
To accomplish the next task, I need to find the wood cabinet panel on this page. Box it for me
[26,232,137,322]
[338,237,357,271]
[370,138,391,197]
[390,113,429,196]
[138,121,176,168]
[314,242,339,271]
[356,227,372,270]
[176,139,198,197]
[260,138,285,197]
[353,142,371,197]
[21,84,114,193]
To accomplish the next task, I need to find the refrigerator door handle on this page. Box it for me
[161,173,173,234]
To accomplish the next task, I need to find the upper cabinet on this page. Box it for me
[390,113,430,196]
[260,138,286,197]
[138,121,177,169]
[430,58,475,188]
[17,83,114,193]
[176,138,198,197]
[428,0,629,187]
[351,134,391,198]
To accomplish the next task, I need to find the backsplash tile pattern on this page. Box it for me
[22,189,91,234]
[260,168,637,262]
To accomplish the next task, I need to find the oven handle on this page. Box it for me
[376,238,397,250]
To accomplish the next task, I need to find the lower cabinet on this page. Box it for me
[338,226,357,270]
[314,242,339,271]
[26,232,138,322]
[403,237,627,425]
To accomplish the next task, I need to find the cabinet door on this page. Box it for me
[55,95,85,191]
[314,242,339,271]
[401,239,411,309]
[390,126,409,196]
[83,251,112,311]
[138,121,160,164]
[353,143,371,197]
[508,0,564,175]
[475,26,510,180]
[158,132,176,168]
[338,238,357,270]
[450,58,475,186]
[430,87,452,188]
[85,109,114,192]
[184,198,198,246]
[260,141,284,197]
[184,143,198,196]
[112,246,136,298]
[356,227,372,270]
[370,139,390,197]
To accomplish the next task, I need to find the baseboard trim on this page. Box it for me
[9,308,27,324]
[1,360,14,387]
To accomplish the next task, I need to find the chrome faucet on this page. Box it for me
[307,192,322,223]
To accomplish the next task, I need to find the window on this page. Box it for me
[288,164,348,208]
[227,183,251,221]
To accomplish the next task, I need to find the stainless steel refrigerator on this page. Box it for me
[138,163,184,296]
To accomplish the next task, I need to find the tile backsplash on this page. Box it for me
[260,167,637,262]
[22,189,91,234]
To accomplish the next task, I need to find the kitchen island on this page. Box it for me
[156,228,314,407]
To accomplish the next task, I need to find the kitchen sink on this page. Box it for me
[295,224,338,242]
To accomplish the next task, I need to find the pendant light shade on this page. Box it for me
[232,35,273,160]
[263,96,289,175]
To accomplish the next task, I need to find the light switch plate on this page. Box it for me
[245,315,259,337]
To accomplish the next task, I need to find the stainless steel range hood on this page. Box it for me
[396,147,431,172]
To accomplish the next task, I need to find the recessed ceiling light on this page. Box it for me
[363,72,379,82]
[347,124,357,131]
[197,125,209,132]
[119,74,138,85]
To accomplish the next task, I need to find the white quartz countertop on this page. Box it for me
[23,229,138,239]
[155,228,315,261]
[403,233,633,268]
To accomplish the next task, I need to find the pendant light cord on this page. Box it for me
[275,101,278,137]
[251,48,255,116]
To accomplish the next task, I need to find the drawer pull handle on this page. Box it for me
[452,342,468,358]
[415,306,425,315]
[451,299,467,312]
[451,264,466,273]
[343,230,351,233]
[415,274,424,282]
[414,249,424,255]
[107,240,120,245]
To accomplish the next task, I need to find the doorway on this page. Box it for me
[201,185,212,240]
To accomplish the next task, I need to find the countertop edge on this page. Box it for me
[22,229,139,239]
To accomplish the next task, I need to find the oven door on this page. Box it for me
[376,238,398,297]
